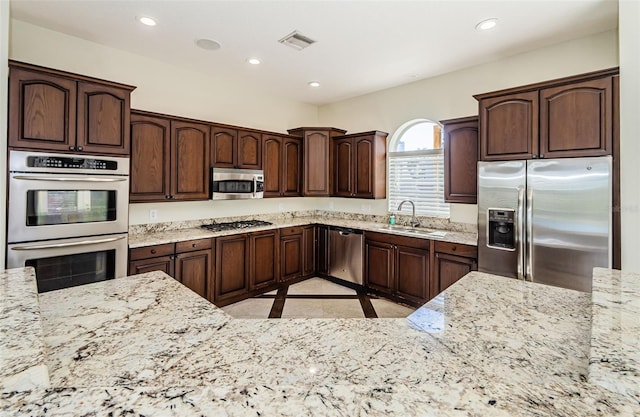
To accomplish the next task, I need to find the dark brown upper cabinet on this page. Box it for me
[210,127,237,168]
[287,127,347,196]
[539,77,612,158]
[478,91,538,161]
[211,126,262,169]
[8,61,134,156]
[130,110,209,202]
[441,116,478,204]
[263,134,302,198]
[475,68,617,161]
[171,120,210,200]
[333,131,387,199]
[130,113,171,202]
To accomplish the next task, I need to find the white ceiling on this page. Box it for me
[9,0,618,105]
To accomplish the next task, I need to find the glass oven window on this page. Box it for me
[26,190,117,226]
[26,250,115,293]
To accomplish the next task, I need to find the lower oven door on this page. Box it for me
[7,233,128,293]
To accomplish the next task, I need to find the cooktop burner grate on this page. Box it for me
[200,220,273,232]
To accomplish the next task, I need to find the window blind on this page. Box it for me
[388,149,450,217]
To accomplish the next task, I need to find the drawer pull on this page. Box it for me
[192,243,197,248]
[452,246,456,251]
[150,249,157,254]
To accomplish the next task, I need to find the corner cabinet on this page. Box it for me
[262,134,302,197]
[475,68,618,161]
[287,127,347,196]
[441,116,478,204]
[8,61,135,156]
[333,131,387,199]
[130,111,210,202]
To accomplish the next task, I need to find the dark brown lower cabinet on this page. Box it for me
[365,239,394,293]
[364,232,429,305]
[316,225,329,275]
[129,256,174,276]
[280,226,303,281]
[432,241,478,297]
[249,229,279,290]
[215,234,249,302]
[302,225,316,277]
[128,239,213,300]
[395,245,429,304]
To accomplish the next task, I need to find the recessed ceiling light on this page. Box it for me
[137,16,157,26]
[308,81,320,88]
[475,18,498,31]
[247,58,261,65]
[195,38,221,51]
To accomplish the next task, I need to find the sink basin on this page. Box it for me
[374,225,447,238]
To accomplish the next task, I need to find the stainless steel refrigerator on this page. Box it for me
[477,156,612,292]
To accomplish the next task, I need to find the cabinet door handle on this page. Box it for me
[539,154,544,159]
[77,146,84,151]
[69,146,76,151]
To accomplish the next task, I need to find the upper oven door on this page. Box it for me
[8,172,129,243]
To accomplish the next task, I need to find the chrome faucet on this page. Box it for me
[397,200,419,228]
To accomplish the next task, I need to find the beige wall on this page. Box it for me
[7,20,629,237]
[0,4,9,268]
[619,0,640,272]
[318,30,619,224]
[9,19,321,225]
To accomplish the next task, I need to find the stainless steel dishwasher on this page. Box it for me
[328,226,364,285]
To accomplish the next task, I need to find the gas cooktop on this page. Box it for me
[200,220,273,232]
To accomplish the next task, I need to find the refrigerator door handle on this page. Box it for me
[526,186,534,281]
[517,186,525,280]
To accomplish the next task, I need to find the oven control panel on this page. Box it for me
[27,156,118,170]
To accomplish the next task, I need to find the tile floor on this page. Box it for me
[221,277,416,319]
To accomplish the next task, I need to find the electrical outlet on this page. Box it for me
[149,209,158,221]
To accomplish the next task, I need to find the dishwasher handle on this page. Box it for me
[329,226,363,235]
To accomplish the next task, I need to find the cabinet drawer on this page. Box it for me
[279,226,303,236]
[176,238,213,253]
[434,241,477,258]
[365,231,429,250]
[130,243,175,261]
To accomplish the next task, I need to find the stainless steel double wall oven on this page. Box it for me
[7,150,130,292]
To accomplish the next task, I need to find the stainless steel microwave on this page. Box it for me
[211,168,264,200]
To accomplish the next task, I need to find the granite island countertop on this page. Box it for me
[1,267,639,416]
[128,215,478,248]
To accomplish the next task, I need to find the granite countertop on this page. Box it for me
[128,216,478,248]
[2,267,639,416]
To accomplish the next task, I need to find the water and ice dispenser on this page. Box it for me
[487,209,516,250]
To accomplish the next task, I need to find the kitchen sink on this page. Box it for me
[374,225,447,238]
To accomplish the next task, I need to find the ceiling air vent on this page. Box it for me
[278,31,316,51]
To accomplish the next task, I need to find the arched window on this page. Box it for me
[388,119,450,217]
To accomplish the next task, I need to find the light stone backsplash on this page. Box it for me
[129,210,476,235]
